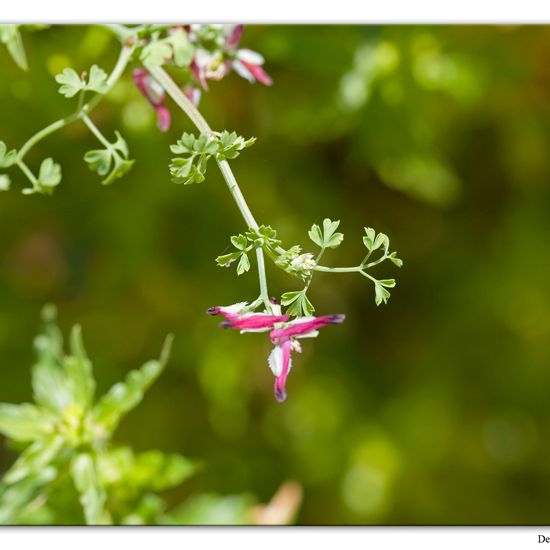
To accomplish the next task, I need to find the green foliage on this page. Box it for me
[0,141,17,168]
[216,234,251,276]
[162,494,255,525]
[0,24,27,70]
[84,131,134,185]
[281,289,315,317]
[0,307,193,525]
[359,227,403,306]
[169,131,256,185]
[0,142,17,191]
[245,225,281,249]
[140,29,194,68]
[309,218,344,249]
[55,65,108,98]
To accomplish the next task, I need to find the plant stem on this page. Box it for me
[146,64,274,312]
[16,159,38,189]
[81,114,113,150]
[256,248,272,312]
[16,43,135,163]
[314,265,362,273]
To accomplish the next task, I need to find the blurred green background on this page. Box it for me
[1,24,550,524]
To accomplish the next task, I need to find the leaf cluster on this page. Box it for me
[55,65,109,98]
[84,131,134,185]
[0,306,188,525]
[169,131,255,185]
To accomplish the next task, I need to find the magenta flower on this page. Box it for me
[207,302,344,403]
[207,302,289,330]
[133,68,171,132]
[268,315,345,402]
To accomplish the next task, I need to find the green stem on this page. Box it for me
[146,64,274,312]
[81,113,113,150]
[16,42,135,165]
[256,248,273,313]
[314,265,362,273]
[16,159,38,188]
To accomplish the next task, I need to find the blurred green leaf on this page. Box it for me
[0,404,54,442]
[70,453,106,525]
[162,493,255,525]
[0,24,28,70]
[4,435,64,485]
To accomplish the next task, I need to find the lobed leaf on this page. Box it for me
[0,403,54,442]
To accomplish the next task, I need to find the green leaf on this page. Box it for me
[170,133,196,154]
[215,252,241,267]
[84,149,111,177]
[230,234,248,251]
[102,157,134,186]
[0,467,57,525]
[363,227,389,254]
[71,453,106,525]
[308,224,323,248]
[140,36,173,67]
[388,251,403,267]
[85,64,108,94]
[216,131,256,161]
[162,493,255,525]
[92,335,173,435]
[0,403,55,442]
[237,253,250,275]
[99,447,197,494]
[63,324,95,409]
[0,25,28,71]
[309,218,344,249]
[4,435,64,485]
[37,158,62,193]
[84,132,134,185]
[0,175,10,191]
[31,351,72,416]
[55,67,85,98]
[362,227,377,251]
[245,225,281,248]
[281,289,315,317]
[167,29,194,67]
[373,280,393,306]
[0,141,17,168]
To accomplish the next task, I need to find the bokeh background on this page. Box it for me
[1,24,550,524]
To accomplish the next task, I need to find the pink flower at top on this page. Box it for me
[207,302,344,403]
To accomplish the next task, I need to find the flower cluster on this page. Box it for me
[208,302,345,403]
[134,24,272,132]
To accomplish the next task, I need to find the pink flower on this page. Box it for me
[207,302,289,330]
[232,49,273,86]
[207,302,344,403]
[133,68,171,132]
[268,315,345,403]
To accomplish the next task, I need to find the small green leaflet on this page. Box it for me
[0,141,17,168]
[0,25,28,70]
[281,289,315,317]
[215,234,251,275]
[141,29,194,68]
[169,131,256,185]
[84,131,134,185]
[309,218,344,249]
[373,279,396,306]
[55,64,108,98]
